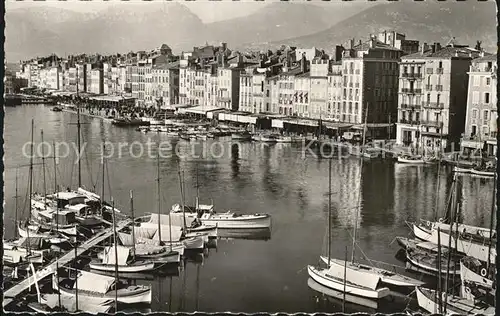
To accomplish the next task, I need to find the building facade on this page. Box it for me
[461,54,497,156]
[396,44,482,152]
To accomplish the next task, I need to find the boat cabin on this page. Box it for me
[38,209,76,226]
[53,192,86,209]
[66,203,96,217]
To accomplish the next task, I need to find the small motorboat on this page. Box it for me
[397,155,425,164]
[89,245,156,273]
[51,106,63,112]
[231,131,252,141]
[259,135,278,143]
[54,270,152,304]
[453,166,473,174]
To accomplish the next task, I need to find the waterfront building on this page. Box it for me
[90,68,104,95]
[217,66,242,111]
[239,71,253,112]
[340,37,402,128]
[461,54,497,156]
[309,57,328,119]
[151,62,179,108]
[295,47,321,63]
[327,62,343,121]
[396,42,483,151]
[252,72,267,114]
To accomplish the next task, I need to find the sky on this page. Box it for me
[5,0,357,23]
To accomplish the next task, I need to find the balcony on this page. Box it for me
[436,68,444,74]
[422,102,444,109]
[421,120,443,127]
[435,85,443,92]
[425,85,432,91]
[401,88,422,94]
[402,73,423,79]
[400,103,408,108]
[399,119,421,125]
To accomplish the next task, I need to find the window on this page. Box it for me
[483,110,489,125]
[483,126,489,136]
[473,76,480,86]
[486,78,491,86]
[472,91,480,103]
[427,94,431,103]
[404,66,408,74]
[471,125,477,136]
[437,94,440,106]
[485,92,490,104]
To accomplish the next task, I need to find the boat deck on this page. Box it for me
[3,219,132,304]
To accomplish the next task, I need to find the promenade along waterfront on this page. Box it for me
[4,105,495,313]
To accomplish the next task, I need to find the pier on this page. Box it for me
[3,219,132,305]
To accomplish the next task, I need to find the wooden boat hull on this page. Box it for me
[470,169,495,177]
[307,277,378,310]
[320,256,425,287]
[182,236,204,250]
[412,223,432,242]
[453,166,472,174]
[406,250,461,276]
[200,214,271,229]
[416,286,495,315]
[397,157,425,164]
[231,133,252,141]
[58,285,152,305]
[89,261,155,273]
[136,251,181,264]
[307,265,390,299]
[460,258,494,288]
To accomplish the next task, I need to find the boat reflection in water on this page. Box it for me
[307,277,378,311]
[217,228,271,241]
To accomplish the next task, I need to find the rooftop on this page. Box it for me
[472,54,497,63]
[404,46,484,59]
[353,39,401,52]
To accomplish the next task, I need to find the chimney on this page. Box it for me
[420,42,427,54]
[286,50,291,67]
[369,37,375,48]
[301,54,307,73]
[350,39,354,49]
[480,51,485,57]
[221,42,227,52]
[359,39,362,46]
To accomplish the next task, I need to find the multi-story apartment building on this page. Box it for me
[327,62,343,120]
[396,43,482,151]
[251,73,266,114]
[309,58,328,119]
[239,71,253,112]
[461,54,497,156]
[217,66,242,111]
[294,72,311,117]
[150,63,179,108]
[341,37,402,125]
[179,63,191,105]
[90,68,104,94]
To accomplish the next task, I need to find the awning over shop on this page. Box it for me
[323,122,353,130]
[272,119,284,128]
[177,105,224,115]
[352,123,394,130]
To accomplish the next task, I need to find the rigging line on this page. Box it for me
[106,159,113,201]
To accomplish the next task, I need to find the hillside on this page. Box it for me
[246,1,497,53]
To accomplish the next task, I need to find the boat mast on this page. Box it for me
[28,119,34,255]
[443,174,458,314]
[156,130,162,244]
[101,143,106,216]
[111,198,119,312]
[52,140,61,309]
[130,190,136,260]
[486,174,496,270]
[41,130,47,210]
[351,105,368,263]
[434,114,444,221]
[14,167,19,239]
[196,164,200,210]
[327,158,332,266]
[179,170,187,229]
[437,227,442,314]
[76,69,82,188]
[342,245,347,312]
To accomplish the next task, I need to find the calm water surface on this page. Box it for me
[3,105,495,313]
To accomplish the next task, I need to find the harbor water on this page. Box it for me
[3,105,495,313]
